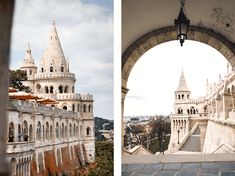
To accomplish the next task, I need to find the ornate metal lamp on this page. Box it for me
[175,0,190,46]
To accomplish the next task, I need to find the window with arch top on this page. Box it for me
[50,66,53,72]
[86,127,91,136]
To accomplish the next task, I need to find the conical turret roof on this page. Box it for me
[40,21,68,72]
[21,43,36,68]
[176,70,190,92]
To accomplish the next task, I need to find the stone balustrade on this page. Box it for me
[35,72,75,80]
[6,141,34,153]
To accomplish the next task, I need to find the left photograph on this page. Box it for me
[2,0,113,175]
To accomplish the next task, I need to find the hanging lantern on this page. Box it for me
[174,0,190,46]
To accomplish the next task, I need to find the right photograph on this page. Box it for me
[121,0,235,175]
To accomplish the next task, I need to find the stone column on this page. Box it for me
[231,94,235,112]
[0,0,14,175]
[121,86,129,151]
[222,93,230,120]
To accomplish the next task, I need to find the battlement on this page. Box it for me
[35,72,75,80]
[81,94,93,101]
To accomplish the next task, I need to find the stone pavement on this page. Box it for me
[122,161,235,176]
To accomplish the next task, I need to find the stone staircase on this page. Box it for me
[180,127,201,152]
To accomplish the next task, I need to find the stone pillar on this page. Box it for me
[121,86,129,151]
[0,0,14,175]
[222,93,230,120]
[231,94,235,112]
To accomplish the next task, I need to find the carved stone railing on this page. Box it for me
[6,141,34,153]
[35,72,75,80]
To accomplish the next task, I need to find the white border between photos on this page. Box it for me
[114,0,121,175]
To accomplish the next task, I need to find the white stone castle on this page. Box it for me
[168,67,235,154]
[6,22,95,175]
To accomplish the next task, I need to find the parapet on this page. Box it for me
[81,94,93,101]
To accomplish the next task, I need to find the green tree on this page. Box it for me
[89,141,113,176]
[9,69,31,92]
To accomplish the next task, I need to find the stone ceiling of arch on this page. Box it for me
[122,0,235,54]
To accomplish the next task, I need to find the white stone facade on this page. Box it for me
[7,22,95,176]
[168,68,235,154]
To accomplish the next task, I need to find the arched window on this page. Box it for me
[182,94,184,99]
[45,86,49,93]
[50,125,53,140]
[50,86,53,93]
[41,67,44,73]
[59,85,63,93]
[187,94,189,99]
[29,69,32,75]
[178,95,180,100]
[65,126,67,138]
[45,122,49,140]
[61,66,64,72]
[29,124,33,141]
[18,124,21,142]
[36,84,41,93]
[62,123,64,139]
[37,122,41,141]
[73,124,76,137]
[88,105,92,113]
[63,106,67,110]
[72,104,75,112]
[50,66,53,72]
[86,127,91,136]
[23,120,28,141]
[83,104,86,113]
[8,122,14,142]
[69,123,72,137]
[56,123,59,139]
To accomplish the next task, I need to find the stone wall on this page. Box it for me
[203,120,235,153]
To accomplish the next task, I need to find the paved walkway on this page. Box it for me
[122,161,235,176]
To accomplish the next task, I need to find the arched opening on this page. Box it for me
[69,123,72,137]
[29,69,32,75]
[72,104,75,112]
[41,67,44,73]
[63,106,67,110]
[50,66,53,72]
[37,122,41,141]
[45,122,49,140]
[55,123,59,139]
[36,84,41,93]
[61,66,64,72]
[86,127,91,136]
[29,124,33,141]
[59,85,63,93]
[45,86,49,94]
[50,125,53,140]
[50,86,53,93]
[23,120,28,141]
[8,122,14,142]
[83,104,86,113]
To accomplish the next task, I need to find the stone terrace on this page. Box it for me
[122,154,235,176]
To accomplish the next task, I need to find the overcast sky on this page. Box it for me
[10,0,113,119]
[124,40,229,117]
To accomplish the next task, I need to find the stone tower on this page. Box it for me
[174,70,191,114]
[20,43,37,92]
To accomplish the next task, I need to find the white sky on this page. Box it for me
[10,0,113,119]
[124,40,229,116]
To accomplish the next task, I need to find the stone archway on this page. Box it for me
[121,25,235,147]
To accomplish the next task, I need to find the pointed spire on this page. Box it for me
[21,42,36,68]
[176,70,190,91]
[40,21,68,72]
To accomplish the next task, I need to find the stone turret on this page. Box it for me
[20,43,37,92]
